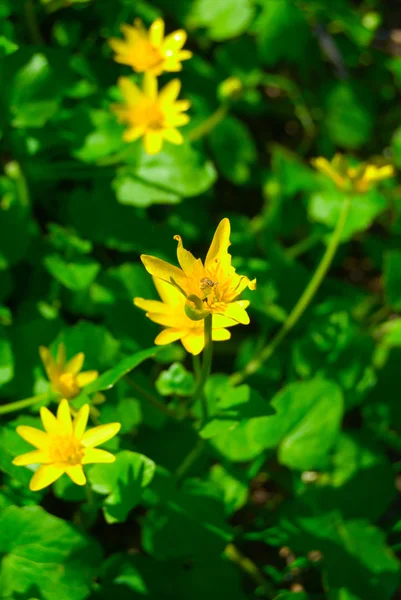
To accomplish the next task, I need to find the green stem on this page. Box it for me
[188,105,228,142]
[24,0,45,45]
[230,194,351,386]
[225,543,276,598]
[285,231,321,260]
[191,314,213,425]
[5,162,30,208]
[175,439,205,481]
[0,393,53,416]
[125,376,179,420]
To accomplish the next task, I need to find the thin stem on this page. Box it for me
[0,392,53,416]
[24,0,45,45]
[230,194,351,386]
[175,439,205,482]
[191,314,213,425]
[125,376,179,419]
[188,105,228,142]
[5,162,30,208]
[225,543,276,599]
[285,231,321,260]
[192,353,201,380]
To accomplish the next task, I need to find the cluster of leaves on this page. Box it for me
[1,0,401,599]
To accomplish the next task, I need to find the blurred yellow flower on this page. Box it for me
[140,218,256,326]
[134,276,249,355]
[109,17,192,76]
[312,154,394,193]
[13,399,121,491]
[112,74,190,155]
[39,343,98,400]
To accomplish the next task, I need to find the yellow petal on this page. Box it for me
[311,157,345,189]
[16,426,49,450]
[143,73,158,99]
[154,328,187,345]
[108,38,129,54]
[82,448,116,464]
[56,342,66,367]
[140,254,187,291]
[81,422,121,448]
[76,370,98,387]
[168,114,190,127]
[134,297,170,313]
[39,346,55,380]
[12,450,50,466]
[220,301,250,325]
[205,218,231,268]
[118,77,142,105]
[159,79,181,105]
[57,399,73,434]
[163,30,187,51]
[181,332,204,355]
[212,328,231,341]
[65,352,85,375]
[153,277,183,305]
[144,130,163,155]
[29,464,64,491]
[123,126,145,142]
[173,235,202,277]
[73,404,90,439]
[65,465,86,486]
[149,18,165,47]
[40,406,60,435]
[163,128,184,145]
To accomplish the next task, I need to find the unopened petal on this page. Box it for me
[81,422,121,448]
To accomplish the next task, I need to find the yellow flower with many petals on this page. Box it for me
[112,74,190,155]
[109,18,192,76]
[39,343,98,400]
[13,399,121,491]
[311,154,395,193]
[134,276,250,355]
[140,218,256,326]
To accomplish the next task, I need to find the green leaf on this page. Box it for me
[384,250,401,310]
[209,117,257,185]
[89,450,156,523]
[155,362,195,397]
[0,329,13,386]
[112,167,180,207]
[44,254,100,291]
[0,505,102,600]
[54,322,120,372]
[186,0,254,41]
[83,347,160,394]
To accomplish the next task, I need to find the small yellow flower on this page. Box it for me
[13,399,121,491]
[140,218,256,326]
[134,276,250,355]
[112,74,190,155]
[311,153,395,193]
[39,343,98,400]
[109,17,192,75]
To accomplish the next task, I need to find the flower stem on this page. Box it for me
[191,314,213,425]
[188,105,228,142]
[175,439,205,482]
[125,376,179,419]
[225,543,276,598]
[230,194,352,386]
[0,392,53,416]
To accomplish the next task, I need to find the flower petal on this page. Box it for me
[143,73,158,100]
[163,30,188,51]
[40,406,60,435]
[159,79,181,105]
[163,128,184,145]
[154,328,187,345]
[134,297,171,313]
[149,18,165,47]
[16,426,49,450]
[212,328,231,341]
[76,371,98,388]
[29,464,64,491]
[181,332,204,355]
[73,404,90,439]
[65,352,85,375]
[65,465,86,486]
[153,277,183,305]
[81,422,121,448]
[56,343,66,367]
[118,77,142,105]
[140,255,187,290]
[12,450,50,466]
[39,346,55,380]
[82,448,116,464]
[205,218,231,268]
[123,126,145,142]
[144,130,163,155]
[174,235,202,277]
[220,301,250,325]
[57,399,73,435]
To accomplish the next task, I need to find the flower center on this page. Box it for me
[133,99,164,130]
[200,277,219,305]
[49,435,84,465]
[57,373,80,399]
[129,39,163,72]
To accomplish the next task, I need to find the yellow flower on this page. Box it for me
[109,17,192,75]
[39,343,98,400]
[112,74,190,155]
[140,218,256,326]
[134,276,250,355]
[13,399,121,491]
[311,153,395,193]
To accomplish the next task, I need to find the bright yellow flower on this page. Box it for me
[311,154,395,193]
[39,343,98,400]
[134,276,250,355]
[140,218,256,326]
[13,399,121,491]
[109,18,192,75]
[112,74,190,155]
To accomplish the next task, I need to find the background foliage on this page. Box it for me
[1,0,401,599]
